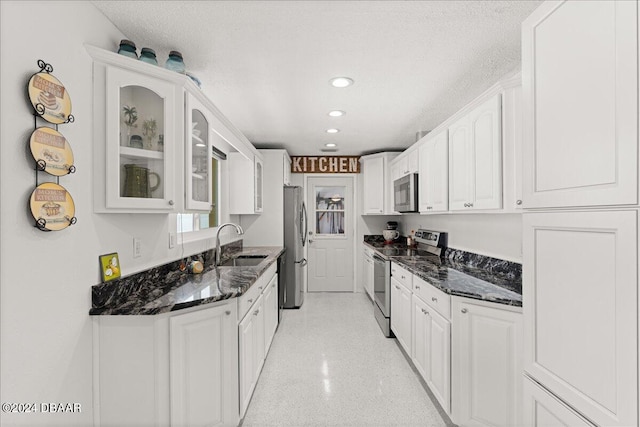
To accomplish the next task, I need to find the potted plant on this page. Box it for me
[142,117,157,150]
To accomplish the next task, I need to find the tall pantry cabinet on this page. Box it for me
[521,2,639,427]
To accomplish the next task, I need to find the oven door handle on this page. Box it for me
[372,254,386,264]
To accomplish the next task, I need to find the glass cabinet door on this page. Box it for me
[106,66,177,211]
[185,93,213,211]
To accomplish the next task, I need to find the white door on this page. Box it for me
[306,176,354,292]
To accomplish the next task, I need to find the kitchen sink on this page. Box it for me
[219,254,267,267]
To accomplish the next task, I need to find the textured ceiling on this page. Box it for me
[92,0,541,156]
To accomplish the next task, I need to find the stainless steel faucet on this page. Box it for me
[215,223,244,267]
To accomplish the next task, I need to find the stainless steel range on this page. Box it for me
[373,229,448,337]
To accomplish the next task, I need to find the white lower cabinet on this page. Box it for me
[362,246,375,299]
[237,266,278,418]
[412,294,451,413]
[523,376,595,427]
[390,276,412,355]
[451,297,522,427]
[93,300,239,427]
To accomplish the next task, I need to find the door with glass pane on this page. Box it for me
[105,66,177,210]
[306,176,354,292]
[185,92,212,211]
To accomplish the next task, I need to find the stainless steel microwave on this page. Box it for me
[393,174,418,213]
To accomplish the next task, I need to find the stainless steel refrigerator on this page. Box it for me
[283,186,307,308]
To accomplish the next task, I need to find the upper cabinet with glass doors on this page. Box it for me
[185,92,213,211]
[87,45,257,214]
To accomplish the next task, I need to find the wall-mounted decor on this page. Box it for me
[99,253,121,283]
[291,156,361,174]
[27,61,73,124]
[29,127,74,176]
[27,60,77,231]
[29,182,76,231]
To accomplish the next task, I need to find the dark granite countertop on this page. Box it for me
[364,236,522,307]
[90,246,285,315]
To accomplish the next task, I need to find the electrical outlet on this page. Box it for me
[133,238,142,258]
[169,233,176,249]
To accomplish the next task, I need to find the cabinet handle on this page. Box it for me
[395,285,400,290]
[461,308,468,314]
[421,308,427,314]
[253,309,260,316]
[248,298,253,304]
[259,286,263,290]
[463,203,468,207]
[516,200,522,205]
[225,310,231,315]
[431,297,437,302]
[379,209,383,213]
[468,203,473,208]
[415,285,420,290]
[168,200,174,206]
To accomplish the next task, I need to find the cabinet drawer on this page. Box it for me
[391,262,412,290]
[238,263,277,321]
[413,275,450,320]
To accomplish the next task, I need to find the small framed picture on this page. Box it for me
[99,253,121,283]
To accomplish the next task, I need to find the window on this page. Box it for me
[315,186,345,235]
[178,156,219,233]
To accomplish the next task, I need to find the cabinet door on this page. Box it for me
[170,303,238,427]
[407,150,419,174]
[427,306,451,414]
[523,376,596,427]
[185,93,213,211]
[469,94,502,210]
[412,295,430,380]
[229,152,256,214]
[263,274,278,354]
[522,1,638,208]
[283,155,291,186]
[448,115,471,211]
[419,130,449,212]
[523,211,637,427]
[452,299,522,427]
[391,278,412,355]
[363,157,384,214]
[105,66,178,211]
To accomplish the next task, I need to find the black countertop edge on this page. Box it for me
[90,246,285,316]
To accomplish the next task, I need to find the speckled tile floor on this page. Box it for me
[241,292,451,427]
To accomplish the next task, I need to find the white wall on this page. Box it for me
[0,2,237,425]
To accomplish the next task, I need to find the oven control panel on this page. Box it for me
[414,229,447,249]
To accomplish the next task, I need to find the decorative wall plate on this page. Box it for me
[27,72,72,124]
[29,182,76,231]
[29,127,74,176]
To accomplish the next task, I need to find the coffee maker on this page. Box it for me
[382,221,399,243]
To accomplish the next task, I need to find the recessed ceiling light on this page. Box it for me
[325,143,337,147]
[326,128,340,134]
[329,77,354,88]
[328,110,345,117]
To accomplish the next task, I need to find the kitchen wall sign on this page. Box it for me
[27,60,77,232]
[291,156,361,174]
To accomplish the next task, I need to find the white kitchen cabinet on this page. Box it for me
[360,152,399,215]
[501,82,523,211]
[185,91,214,211]
[263,273,279,354]
[238,294,263,417]
[418,129,449,213]
[523,210,638,427]
[412,294,451,414]
[523,376,596,427]
[170,304,239,427]
[283,152,292,186]
[522,0,638,208]
[229,152,264,215]
[392,147,419,178]
[93,300,239,427]
[93,61,180,213]
[451,297,522,427]
[449,94,502,211]
[390,276,412,356]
